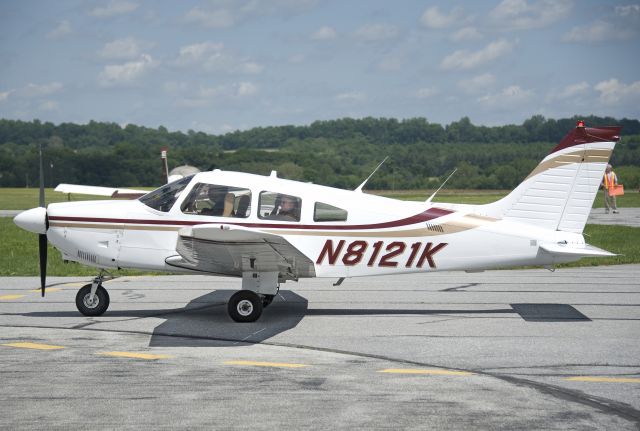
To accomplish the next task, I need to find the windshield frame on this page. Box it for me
[138,175,195,213]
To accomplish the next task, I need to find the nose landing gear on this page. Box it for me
[75,271,111,316]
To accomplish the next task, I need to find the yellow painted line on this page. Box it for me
[98,351,170,360]
[30,288,62,293]
[1,342,65,350]
[566,377,640,383]
[224,360,308,369]
[0,294,25,300]
[378,368,473,376]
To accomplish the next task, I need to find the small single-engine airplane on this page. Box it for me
[14,121,620,322]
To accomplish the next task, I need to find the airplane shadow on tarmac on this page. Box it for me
[147,292,591,348]
[10,290,591,348]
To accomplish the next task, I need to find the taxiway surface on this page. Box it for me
[1,266,639,429]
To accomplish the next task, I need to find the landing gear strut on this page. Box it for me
[75,271,111,316]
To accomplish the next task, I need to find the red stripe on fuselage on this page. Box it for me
[48,207,453,231]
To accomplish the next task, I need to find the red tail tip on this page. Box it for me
[576,120,585,128]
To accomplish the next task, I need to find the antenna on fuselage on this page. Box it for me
[354,157,388,193]
[425,168,457,204]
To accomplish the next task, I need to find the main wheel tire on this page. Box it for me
[228,290,263,323]
[76,284,110,316]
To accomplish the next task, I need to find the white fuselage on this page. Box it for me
[45,170,583,279]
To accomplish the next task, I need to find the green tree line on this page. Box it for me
[0,115,638,190]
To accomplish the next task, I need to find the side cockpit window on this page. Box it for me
[258,192,301,222]
[314,202,348,222]
[181,183,251,218]
[139,175,194,212]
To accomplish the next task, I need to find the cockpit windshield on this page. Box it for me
[139,175,194,212]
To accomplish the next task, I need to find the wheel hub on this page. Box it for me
[237,299,254,317]
[83,293,99,309]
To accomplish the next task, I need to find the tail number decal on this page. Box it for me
[316,240,448,269]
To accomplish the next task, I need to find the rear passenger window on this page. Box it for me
[314,202,347,222]
[259,192,302,222]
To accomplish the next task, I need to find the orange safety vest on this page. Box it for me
[603,171,616,189]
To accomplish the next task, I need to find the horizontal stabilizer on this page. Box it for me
[539,242,616,258]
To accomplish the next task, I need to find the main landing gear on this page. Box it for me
[73,270,281,323]
[75,271,111,316]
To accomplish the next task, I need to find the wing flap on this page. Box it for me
[170,223,315,278]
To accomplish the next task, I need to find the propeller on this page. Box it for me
[38,142,47,297]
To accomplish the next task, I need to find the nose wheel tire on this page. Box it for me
[228,290,263,322]
[76,284,110,316]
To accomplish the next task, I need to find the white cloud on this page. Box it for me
[0,90,13,102]
[183,1,317,29]
[451,27,482,42]
[238,61,264,74]
[615,5,640,17]
[47,20,71,39]
[490,0,572,30]
[594,78,640,104]
[441,39,514,70]
[237,82,257,97]
[354,23,398,42]
[90,1,138,18]
[420,6,464,29]
[174,42,262,75]
[184,6,235,28]
[312,26,337,40]
[556,81,590,99]
[564,20,635,42]
[98,54,155,87]
[415,87,438,99]
[458,73,496,94]
[176,42,225,65]
[21,82,63,98]
[478,85,534,107]
[564,4,639,42]
[335,91,366,103]
[176,81,258,108]
[99,37,146,60]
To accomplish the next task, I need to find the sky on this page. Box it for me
[1,0,639,134]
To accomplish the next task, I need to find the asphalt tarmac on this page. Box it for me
[1,265,639,430]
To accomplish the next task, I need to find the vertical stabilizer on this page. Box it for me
[482,122,620,233]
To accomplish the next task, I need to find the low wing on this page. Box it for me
[166,223,316,279]
[54,183,148,199]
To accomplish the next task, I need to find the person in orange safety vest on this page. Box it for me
[601,164,619,214]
